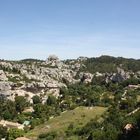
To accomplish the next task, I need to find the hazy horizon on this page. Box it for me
[0,0,140,60]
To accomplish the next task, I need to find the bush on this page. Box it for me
[38,132,57,140]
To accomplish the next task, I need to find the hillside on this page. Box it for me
[0,55,140,140]
[26,106,107,140]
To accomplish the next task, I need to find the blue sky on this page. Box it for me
[0,0,140,60]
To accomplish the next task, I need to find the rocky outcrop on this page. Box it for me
[0,70,8,81]
[10,90,34,103]
[47,55,59,62]
[0,62,13,69]
[105,68,131,83]
[46,55,60,67]
[0,56,139,104]
[111,73,125,83]
[95,72,103,77]
[80,72,93,84]
[0,81,11,91]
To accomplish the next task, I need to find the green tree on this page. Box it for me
[7,128,24,140]
[87,133,93,140]
[47,96,57,106]
[33,103,49,119]
[3,110,13,120]
[0,126,8,139]
[15,96,28,113]
[32,95,41,104]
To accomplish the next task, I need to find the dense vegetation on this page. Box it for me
[35,83,140,140]
[81,56,140,73]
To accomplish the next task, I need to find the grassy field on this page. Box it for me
[26,106,107,139]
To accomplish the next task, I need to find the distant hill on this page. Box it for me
[81,55,140,73]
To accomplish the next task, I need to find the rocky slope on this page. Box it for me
[0,55,140,103]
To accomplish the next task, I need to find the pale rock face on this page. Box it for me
[111,73,125,83]
[47,88,60,98]
[47,55,59,62]
[117,67,130,79]
[0,56,139,104]
[117,67,125,75]
[46,55,60,66]
[41,88,60,103]
[105,68,131,83]
[0,81,11,91]
[23,107,34,113]
[47,82,59,88]
[80,72,93,84]
[25,74,39,80]
[20,69,28,75]
[0,62,13,69]
[24,83,35,89]
[10,90,34,103]
[37,82,46,88]
[110,68,130,83]
[45,55,70,69]
[0,91,11,99]
[95,72,103,77]
[0,70,8,81]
